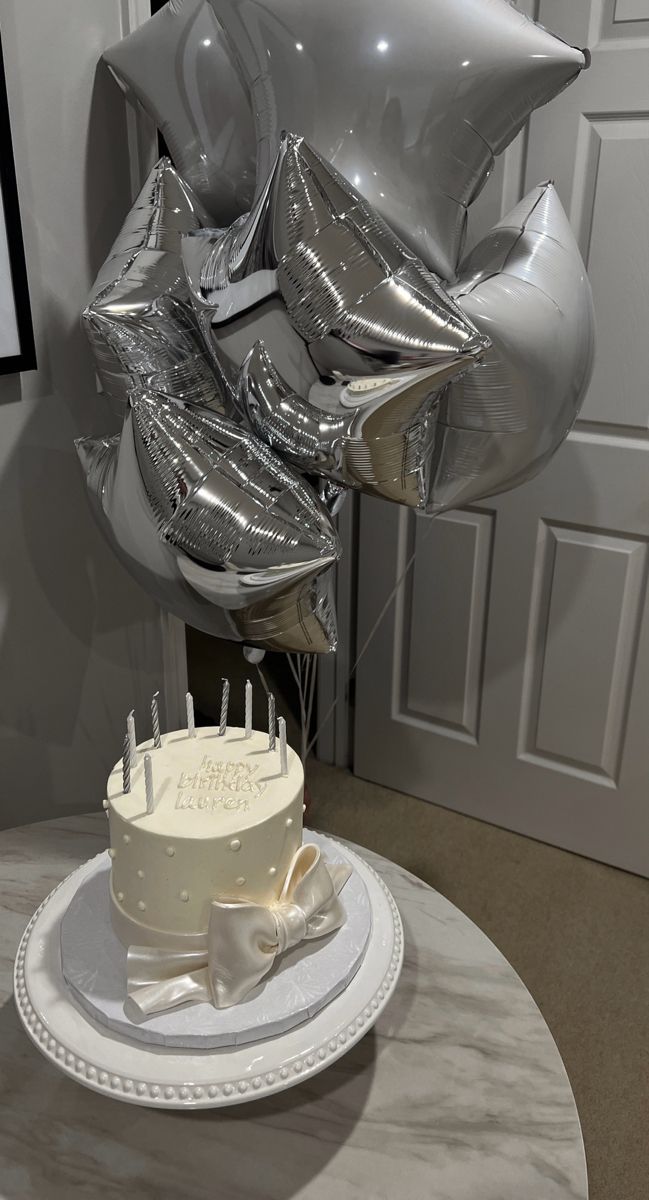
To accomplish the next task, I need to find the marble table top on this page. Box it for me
[0,814,587,1200]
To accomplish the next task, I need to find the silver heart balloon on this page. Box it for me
[83,157,218,413]
[204,0,587,279]
[427,181,595,512]
[76,395,340,653]
[104,0,256,224]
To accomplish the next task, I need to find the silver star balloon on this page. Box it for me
[104,0,256,224]
[83,157,218,413]
[183,133,488,382]
[76,394,340,653]
[182,132,489,505]
[239,341,456,508]
[77,8,595,659]
[203,0,586,279]
[427,181,595,512]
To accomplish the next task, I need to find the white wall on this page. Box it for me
[0,0,166,828]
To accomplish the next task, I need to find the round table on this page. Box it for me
[0,814,587,1200]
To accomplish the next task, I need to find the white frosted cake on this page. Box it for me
[107,726,304,950]
[104,708,352,1015]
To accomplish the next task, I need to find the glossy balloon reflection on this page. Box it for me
[83,158,217,412]
[104,0,256,224]
[206,0,587,278]
[76,396,340,653]
[427,181,595,512]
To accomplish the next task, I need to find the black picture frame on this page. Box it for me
[0,31,36,375]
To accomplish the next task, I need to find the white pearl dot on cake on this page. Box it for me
[108,848,116,859]
[236,876,246,887]
[117,891,124,902]
[165,846,175,857]
[137,900,146,911]
[229,838,241,852]
[179,890,189,902]
[137,869,145,879]
[302,804,306,813]
[269,867,277,877]
[102,799,109,810]
[123,834,131,844]
[285,817,293,828]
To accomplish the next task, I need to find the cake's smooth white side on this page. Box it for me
[107,727,303,943]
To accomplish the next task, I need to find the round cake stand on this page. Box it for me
[14,839,403,1109]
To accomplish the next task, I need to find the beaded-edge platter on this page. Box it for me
[14,836,403,1108]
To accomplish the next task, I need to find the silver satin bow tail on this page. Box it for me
[125,845,352,1017]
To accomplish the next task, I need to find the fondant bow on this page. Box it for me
[125,844,351,1016]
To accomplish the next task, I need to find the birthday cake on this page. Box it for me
[105,696,352,1014]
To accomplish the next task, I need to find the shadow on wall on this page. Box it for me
[0,62,162,830]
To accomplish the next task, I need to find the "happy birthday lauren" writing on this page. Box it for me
[174,756,266,811]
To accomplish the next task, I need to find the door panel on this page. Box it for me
[354,1,649,874]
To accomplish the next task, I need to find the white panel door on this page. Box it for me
[353,0,649,875]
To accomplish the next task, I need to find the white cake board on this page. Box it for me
[60,831,372,1049]
[14,836,403,1109]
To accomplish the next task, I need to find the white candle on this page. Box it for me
[245,679,252,738]
[186,691,196,738]
[127,710,137,768]
[268,692,276,751]
[279,716,288,776]
[144,753,155,814]
[219,678,229,736]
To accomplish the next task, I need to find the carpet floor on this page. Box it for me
[307,758,649,1200]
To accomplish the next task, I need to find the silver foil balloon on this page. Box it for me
[83,157,219,412]
[182,132,490,505]
[76,395,340,653]
[206,0,587,280]
[427,182,595,512]
[104,0,256,224]
[241,341,461,507]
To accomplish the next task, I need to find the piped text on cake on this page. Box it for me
[174,756,267,811]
